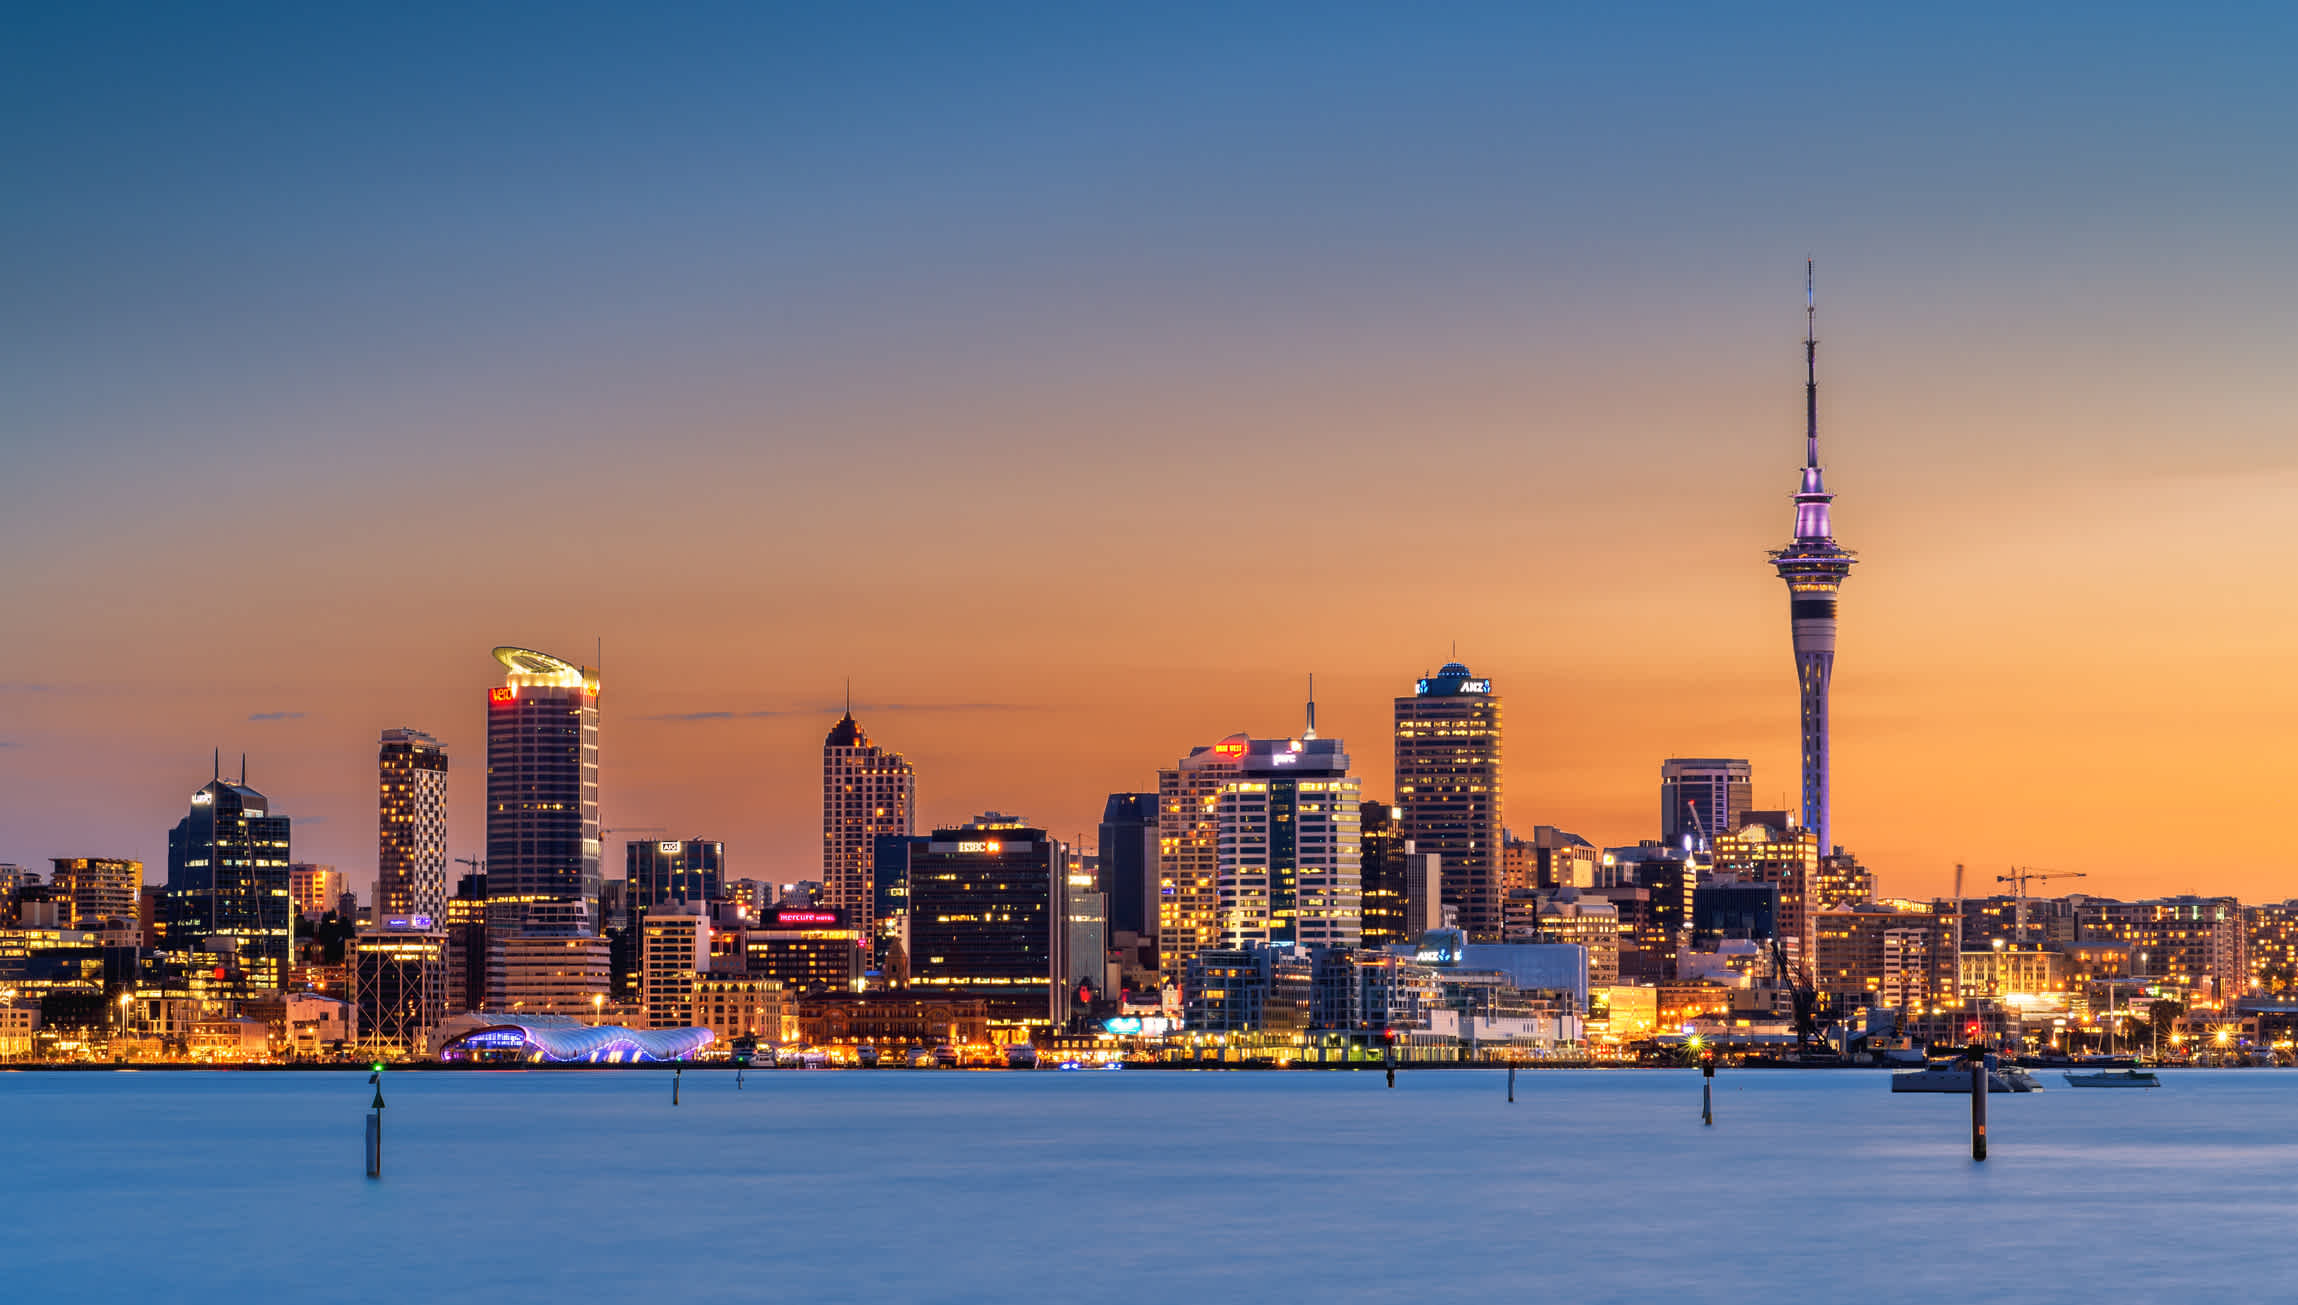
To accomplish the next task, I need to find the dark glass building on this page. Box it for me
[1097,793,1158,939]
[1692,883,1780,946]
[625,838,724,913]
[161,770,292,991]
[1358,801,1408,948]
[872,833,913,933]
[906,816,1068,1030]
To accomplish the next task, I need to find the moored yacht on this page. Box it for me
[1891,1055,2037,1093]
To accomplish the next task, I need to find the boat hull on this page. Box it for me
[1892,1068,2020,1093]
[2063,1071,2158,1088]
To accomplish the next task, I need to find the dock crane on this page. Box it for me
[1996,867,2087,947]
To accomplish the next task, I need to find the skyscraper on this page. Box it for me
[1769,264,1858,856]
[1659,758,1752,849]
[1214,735,1362,949]
[485,647,601,930]
[378,727,449,921]
[161,762,292,990]
[1358,802,1407,948]
[821,709,914,936]
[1097,793,1159,941]
[906,814,1068,1031]
[1393,662,1504,941]
[1157,735,1246,984]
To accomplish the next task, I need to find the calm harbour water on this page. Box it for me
[2,1067,2290,1304]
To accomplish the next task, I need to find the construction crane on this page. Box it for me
[1996,867,2088,948]
[1769,938,1823,1051]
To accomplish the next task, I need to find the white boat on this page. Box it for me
[1890,1058,2032,1093]
[2063,1069,2159,1089]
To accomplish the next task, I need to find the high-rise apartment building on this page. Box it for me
[485,647,601,930]
[1813,904,1956,1012]
[1394,663,1503,941]
[2082,896,2245,1006]
[161,765,293,990]
[288,864,347,920]
[377,727,449,921]
[1659,758,1752,849]
[627,838,725,913]
[1098,793,1159,941]
[48,857,142,932]
[1214,737,1362,949]
[1157,736,1247,984]
[1769,266,1858,856]
[822,711,914,937]
[2246,901,2298,997]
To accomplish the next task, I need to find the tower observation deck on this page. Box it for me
[1768,263,1857,856]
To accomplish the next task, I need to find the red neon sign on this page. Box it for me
[489,687,515,703]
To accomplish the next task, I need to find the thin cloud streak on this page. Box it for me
[248,711,305,721]
[644,702,1036,723]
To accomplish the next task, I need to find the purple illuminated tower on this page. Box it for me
[1769,262,1857,855]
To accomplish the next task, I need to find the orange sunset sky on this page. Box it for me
[5,7,2296,902]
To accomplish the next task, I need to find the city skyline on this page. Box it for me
[7,7,2298,900]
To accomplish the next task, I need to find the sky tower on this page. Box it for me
[1769,263,1857,855]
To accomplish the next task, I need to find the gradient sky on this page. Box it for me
[6,4,2297,903]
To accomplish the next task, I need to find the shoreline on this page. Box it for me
[0,1060,2227,1074]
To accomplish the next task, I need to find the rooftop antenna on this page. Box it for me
[844,676,852,715]
[1805,258,1820,469]
[212,747,220,781]
[240,753,247,785]
[1304,673,1318,740]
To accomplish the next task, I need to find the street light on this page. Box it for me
[591,993,605,1027]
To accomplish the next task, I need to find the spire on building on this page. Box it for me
[1304,673,1318,740]
[1805,257,1819,470]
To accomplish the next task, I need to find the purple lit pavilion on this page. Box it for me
[1769,263,1857,856]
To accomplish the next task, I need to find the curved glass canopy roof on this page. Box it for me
[440,1015,714,1064]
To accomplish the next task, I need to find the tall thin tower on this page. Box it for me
[1769,262,1857,854]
